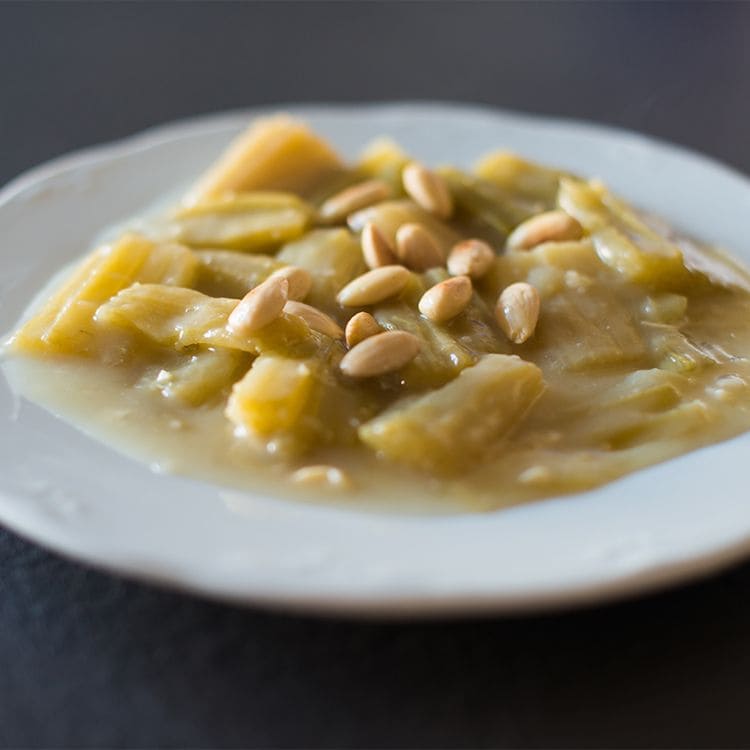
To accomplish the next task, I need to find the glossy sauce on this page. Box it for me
[4,245,750,515]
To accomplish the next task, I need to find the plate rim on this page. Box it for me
[2,494,750,619]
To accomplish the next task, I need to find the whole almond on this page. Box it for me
[340,330,421,378]
[345,311,383,348]
[418,276,473,323]
[268,265,312,301]
[395,223,444,271]
[447,239,495,279]
[337,265,411,307]
[227,276,288,334]
[284,300,343,339]
[318,180,391,224]
[507,210,583,251]
[402,162,453,219]
[495,282,541,344]
[361,221,397,268]
[291,465,353,490]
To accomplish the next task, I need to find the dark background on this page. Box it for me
[2,2,750,747]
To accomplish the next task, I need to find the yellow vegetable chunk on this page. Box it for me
[227,356,318,436]
[533,287,647,371]
[602,369,687,412]
[10,234,197,357]
[277,228,366,315]
[373,300,476,390]
[171,192,311,252]
[556,177,608,229]
[438,168,541,241]
[186,116,344,202]
[142,347,252,406]
[558,178,693,289]
[359,354,545,474]
[96,285,236,348]
[591,226,690,289]
[226,345,373,458]
[599,399,713,450]
[95,284,317,357]
[474,151,569,207]
[642,322,722,373]
[484,239,603,299]
[356,138,410,193]
[138,242,199,286]
[194,250,282,298]
[641,293,688,324]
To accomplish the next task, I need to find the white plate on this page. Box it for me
[2,102,750,617]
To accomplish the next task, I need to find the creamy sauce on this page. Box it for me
[5,258,750,515]
[1,355,485,514]
[6,118,750,514]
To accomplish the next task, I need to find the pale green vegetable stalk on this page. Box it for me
[170,192,312,252]
[277,228,366,315]
[194,250,282,298]
[95,284,319,358]
[141,347,252,406]
[359,354,545,473]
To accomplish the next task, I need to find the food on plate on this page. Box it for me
[5,114,750,511]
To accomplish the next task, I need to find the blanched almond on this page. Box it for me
[418,276,473,323]
[495,282,541,344]
[268,265,312,301]
[395,223,443,271]
[340,330,421,378]
[506,210,583,251]
[291,465,353,490]
[227,276,288,334]
[345,311,383,348]
[361,221,397,269]
[337,265,411,307]
[402,162,453,219]
[284,300,343,339]
[447,239,495,279]
[318,180,391,224]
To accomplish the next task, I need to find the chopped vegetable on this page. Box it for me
[359,354,545,473]
[171,192,312,252]
[11,234,196,356]
[186,115,344,201]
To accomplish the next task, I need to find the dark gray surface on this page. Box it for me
[1,2,750,747]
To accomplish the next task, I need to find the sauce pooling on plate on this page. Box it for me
[5,115,750,512]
